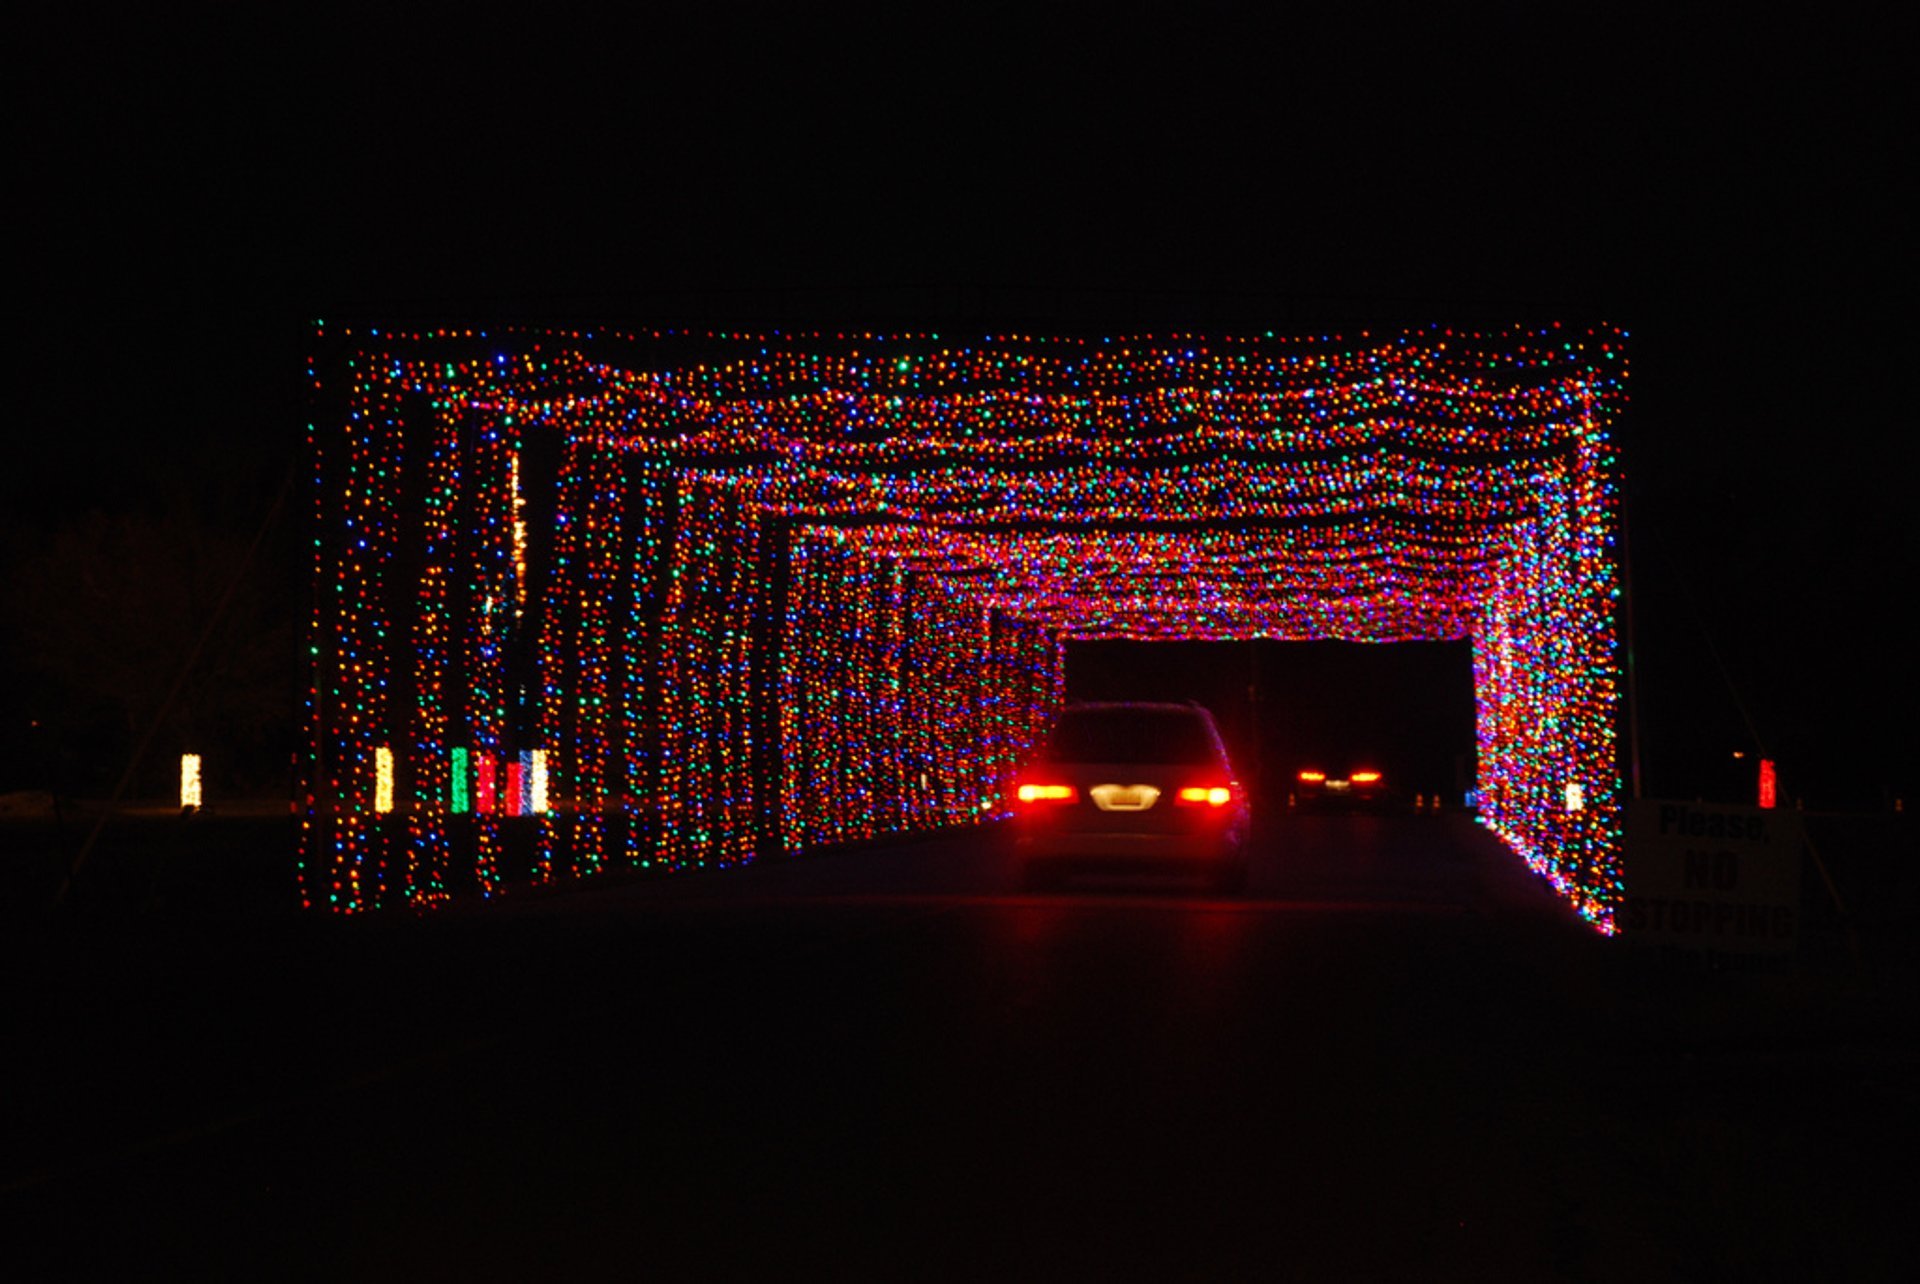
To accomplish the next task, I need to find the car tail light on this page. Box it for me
[1176,785,1233,807]
[1351,770,1382,784]
[1298,770,1326,783]
[1016,782,1075,804]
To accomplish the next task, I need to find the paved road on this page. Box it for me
[3,813,1908,1281]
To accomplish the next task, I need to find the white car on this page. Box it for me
[1011,701,1250,893]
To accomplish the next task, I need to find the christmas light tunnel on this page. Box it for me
[304,323,1627,929]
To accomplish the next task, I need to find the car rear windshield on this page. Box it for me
[1043,708,1221,765]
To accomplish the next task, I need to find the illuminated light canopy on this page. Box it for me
[303,322,1628,930]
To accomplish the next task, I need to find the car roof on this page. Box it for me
[1058,700,1214,717]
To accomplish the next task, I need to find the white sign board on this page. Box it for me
[1622,800,1801,954]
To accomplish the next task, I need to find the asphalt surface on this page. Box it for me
[3,811,1911,1282]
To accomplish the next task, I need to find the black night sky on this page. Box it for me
[8,5,1911,810]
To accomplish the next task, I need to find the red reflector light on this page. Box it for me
[1351,771,1382,784]
[1298,771,1326,783]
[1017,783,1075,804]
[1177,786,1233,806]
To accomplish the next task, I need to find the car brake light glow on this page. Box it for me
[1351,771,1382,784]
[1017,783,1075,803]
[1298,770,1326,783]
[1177,786,1232,806]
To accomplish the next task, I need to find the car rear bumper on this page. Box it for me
[1294,789,1389,810]
[1014,829,1242,863]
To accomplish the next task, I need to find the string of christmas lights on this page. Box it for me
[303,323,1627,929]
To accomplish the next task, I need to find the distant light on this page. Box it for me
[1564,782,1585,813]
[374,747,395,813]
[181,753,202,811]
[1758,758,1777,810]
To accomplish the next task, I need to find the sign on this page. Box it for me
[1622,800,1801,955]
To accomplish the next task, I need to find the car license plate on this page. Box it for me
[1090,784,1160,812]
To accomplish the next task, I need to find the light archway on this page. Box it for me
[304,323,1627,928]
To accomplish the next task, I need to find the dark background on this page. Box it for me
[7,3,1909,811]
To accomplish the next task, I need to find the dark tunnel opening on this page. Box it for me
[1061,639,1478,810]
